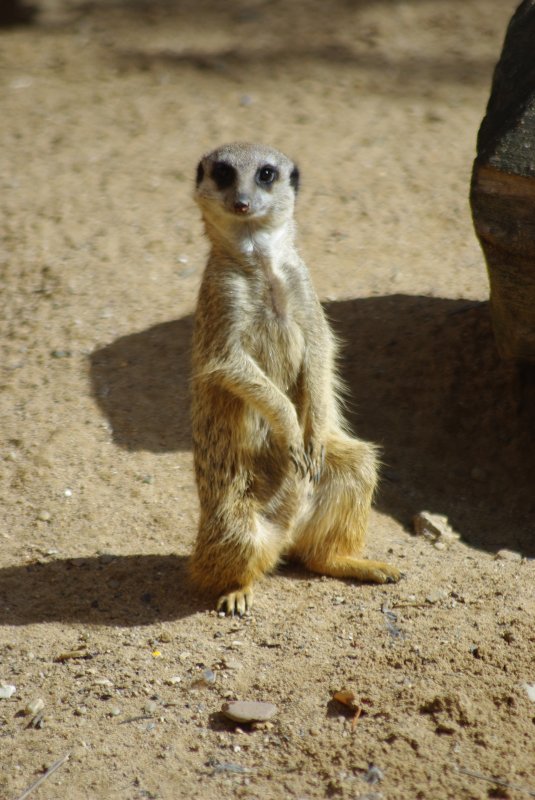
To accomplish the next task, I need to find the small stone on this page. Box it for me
[433,541,446,551]
[333,595,345,605]
[202,669,216,685]
[164,676,182,686]
[413,511,460,544]
[0,684,16,699]
[221,657,241,671]
[24,698,45,716]
[425,589,448,604]
[74,706,87,716]
[64,489,73,497]
[221,700,278,724]
[158,631,172,643]
[364,764,384,784]
[37,509,52,522]
[495,549,522,562]
[523,683,535,702]
[109,706,122,717]
[145,701,158,714]
[93,678,113,687]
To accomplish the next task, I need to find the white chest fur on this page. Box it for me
[240,224,290,319]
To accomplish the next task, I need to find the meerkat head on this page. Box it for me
[195,142,300,232]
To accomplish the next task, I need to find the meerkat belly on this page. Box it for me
[247,312,305,390]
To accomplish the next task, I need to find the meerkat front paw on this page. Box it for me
[288,443,308,478]
[216,587,254,617]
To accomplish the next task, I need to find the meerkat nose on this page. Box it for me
[234,197,250,214]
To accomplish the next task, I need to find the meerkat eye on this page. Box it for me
[211,161,236,190]
[257,165,278,186]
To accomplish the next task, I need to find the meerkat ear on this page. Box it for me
[290,165,300,193]
[196,161,205,186]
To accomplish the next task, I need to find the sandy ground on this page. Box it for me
[1,1,535,798]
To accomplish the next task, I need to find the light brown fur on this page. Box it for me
[190,142,400,614]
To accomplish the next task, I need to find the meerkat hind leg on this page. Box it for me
[292,433,401,585]
[306,554,400,584]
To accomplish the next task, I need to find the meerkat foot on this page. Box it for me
[216,586,254,617]
[306,556,401,585]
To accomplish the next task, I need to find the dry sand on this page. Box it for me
[1,1,534,798]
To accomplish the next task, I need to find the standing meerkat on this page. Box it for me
[190,142,400,615]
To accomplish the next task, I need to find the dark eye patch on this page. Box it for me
[196,161,205,186]
[290,165,300,192]
[256,164,278,186]
[211,161,236,190]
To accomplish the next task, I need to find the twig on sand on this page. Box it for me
[14,752,70,800]
[456,766,535,797]
[118,714,155,725]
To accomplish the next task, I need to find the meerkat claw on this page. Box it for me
[289,446,307,478]
[217,588,253,617]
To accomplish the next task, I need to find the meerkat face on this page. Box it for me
[195,142,300,228]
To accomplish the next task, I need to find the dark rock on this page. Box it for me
[470,0,535,362]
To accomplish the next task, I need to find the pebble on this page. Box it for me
[425,589,448,604]
[364,764,385,784]
[37,509,52,522]
[221,700,278,724]
[495,549,522,562]
[145,701,158,714]
[209,760,251,775]
[109,706,122,717]
[221,657,241,671]
[413,511,460,545]
[202,669,216,685]
[333,595,345,605]
[523,683,535,702]
[24,698,45,716]
[0,684,16,699]
[164,676,182,686]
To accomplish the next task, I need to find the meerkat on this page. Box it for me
[189,142,400,615]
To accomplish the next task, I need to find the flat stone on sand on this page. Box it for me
[221,700,278,723]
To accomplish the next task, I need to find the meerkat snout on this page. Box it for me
[234,196,250,214]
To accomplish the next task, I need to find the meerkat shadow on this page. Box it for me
[89,296,535,557]
[89,316,194,452]
[0,554,203,625]
[325,294,535,558]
